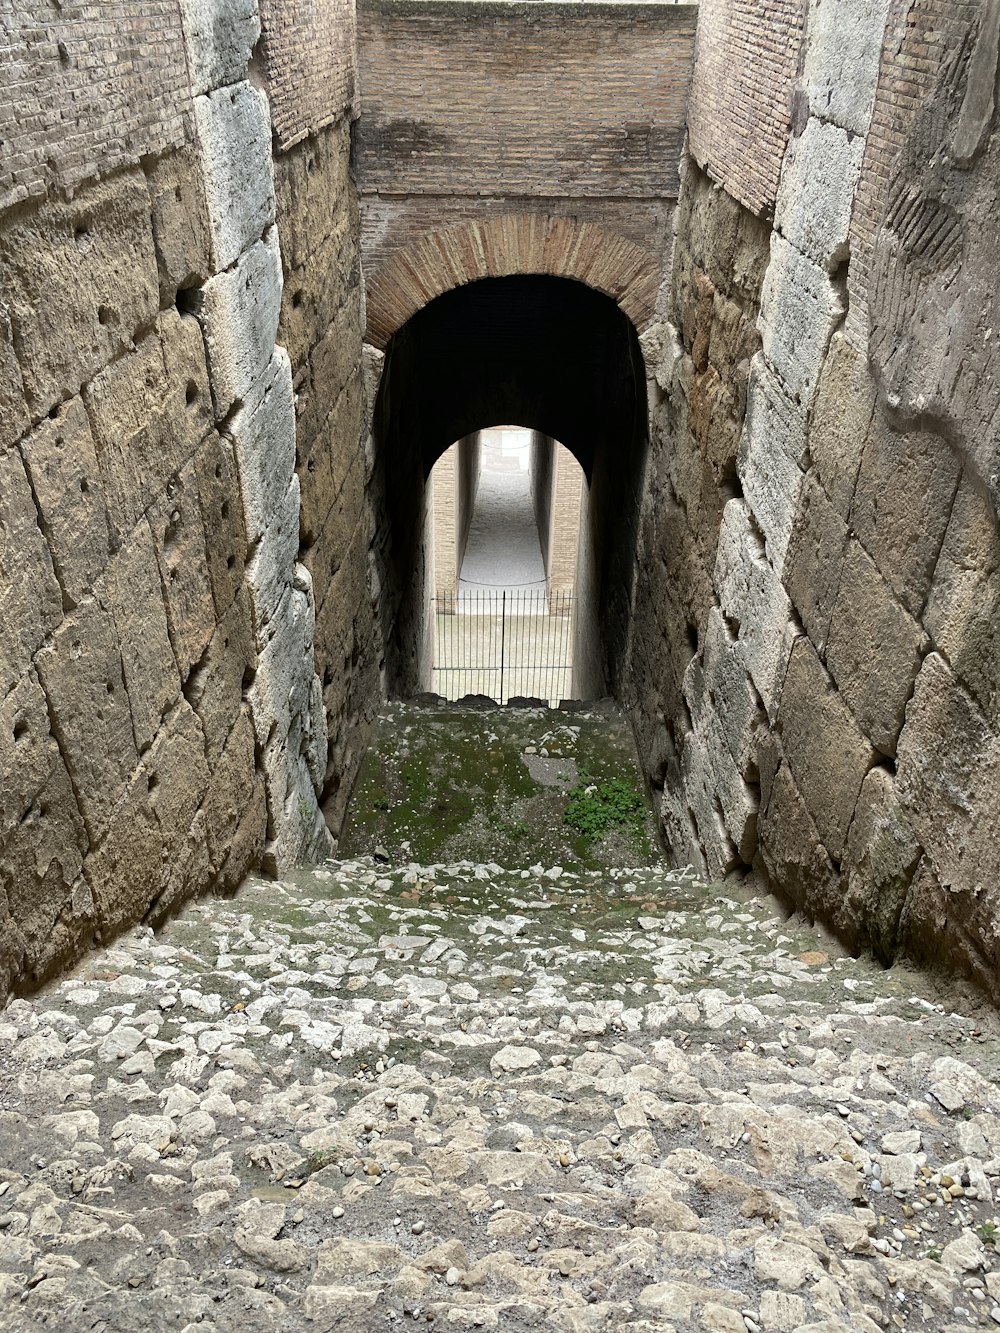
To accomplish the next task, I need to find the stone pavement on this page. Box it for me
[1,852,999,1332]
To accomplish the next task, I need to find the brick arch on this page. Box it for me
[363,213,661,349]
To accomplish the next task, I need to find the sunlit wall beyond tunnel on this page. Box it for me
[366,274,649,707]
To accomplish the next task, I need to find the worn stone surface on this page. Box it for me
[2,826,999,1329]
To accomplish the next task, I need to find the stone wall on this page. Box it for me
[0,0,334,1001]
[632,0,1000,997]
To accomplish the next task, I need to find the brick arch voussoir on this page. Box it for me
[364,213,660,349]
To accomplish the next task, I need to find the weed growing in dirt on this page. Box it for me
[564,772,646,845]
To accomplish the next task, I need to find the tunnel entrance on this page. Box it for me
[368,273,649,709]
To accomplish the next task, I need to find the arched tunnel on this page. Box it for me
[368,274,650,702]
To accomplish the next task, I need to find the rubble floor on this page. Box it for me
[1,708,999,1332]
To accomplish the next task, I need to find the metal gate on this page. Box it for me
[431,589,575,705]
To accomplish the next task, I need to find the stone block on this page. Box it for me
[34,595,138,843]
[924,474,1000,719]
[826,540,926,757]
[0,759,89,982]
[713,500,797,722]
[180,0,260,95]
[0,449,63,700]
[808,331,874,520]
[759,235,844,413]
[0,669,60,835]
[275,118,356,272]
[19,397,112,603]
[737,354,807,572]
[107,517,182,754]
[777,635,875,861]
[295,294,364,449]
[248,582,316,751]
[145,148,213,301]
[0,171,158,415]
[774,118,864,270]
[84,312,213,543]
[783,470,849,655]
[184,585,256,764]
[246,474,302,636]
[228,349,297,545]
[897,653,1000,914]
[697,605,765,781]
[149,462,218,678]
[194,229,283,417]
[201,708,258,872]
[756,758,842,925]
[850,407,961,618]
[145,701,211,858]
[85,766,164,933]
[681,705,758,875]
[802,0,890,135]
[0,302,28,450]
[194,82,275,273]
[303,451,365,615]
[215,777,268,894]
[195,432,247,619]
[281,235,359,378]
[844,767,921,964]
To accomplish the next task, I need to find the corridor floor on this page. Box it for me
[1,709,998,1332]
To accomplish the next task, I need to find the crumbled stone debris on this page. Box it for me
[1,853,998,1331]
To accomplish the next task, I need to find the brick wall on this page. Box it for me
[687,0,804,217]
[1,0,193,212]
[356,0,697,342]
[259,0,357,149]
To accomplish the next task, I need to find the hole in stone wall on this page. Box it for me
[97,305,114,326]
[292,290,304,309]
[12,718,28,744]
[175,287,199,316]
[185,381,199,406]
[147,772,159,795]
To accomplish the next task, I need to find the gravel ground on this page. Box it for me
[1,853,999,1333]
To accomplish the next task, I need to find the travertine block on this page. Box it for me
[737,354,806,572]
[0,760,89,978]
[924,474,1000,720]
[84,765,164,930]
[145,149,213,300]
[296,295,363,448]
[897,653,1000,904]
[777,635,874,861]
[195,229,283,417]
[246,474,302,635]
[107,517,182,754]
[84,312,213,542]
[826,540,926,757]
[681,706,758,874]
[0,449,63,699]
[194,83,275,273]
[808,331,873,520]
[228,349,297,545]
[20,397,112,603]
[759,235,844,412]
[802,0,889,135]
[247,582,316,751]
[714,500,797,721]
[149,462,218,678]
[844,766,920,964]
[695,605,765,780]
[184,585,256,764]
[201,709,259,873]
[215,778,268,894]
[0,303,28,450]
[0,172,158,415]
[194,433,248,619]
[774,118,864,270]
[0,670,60,834]
[783,470,849,654]
[34,595,137,843]
[274,120,354,273]
[850,408,961,618]
[180,0,260,96]
[756,758,841,923]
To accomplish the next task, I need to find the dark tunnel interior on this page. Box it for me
[368,274,650,699]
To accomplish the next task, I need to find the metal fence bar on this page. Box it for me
[431,587,575,705]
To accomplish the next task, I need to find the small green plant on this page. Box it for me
[960,1103,975,1120]
[978,1221,997,1247]
[290,1147,340,1181]
[927,1247,942,1263]
[372,794,390,812]
[563,771,646,846]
